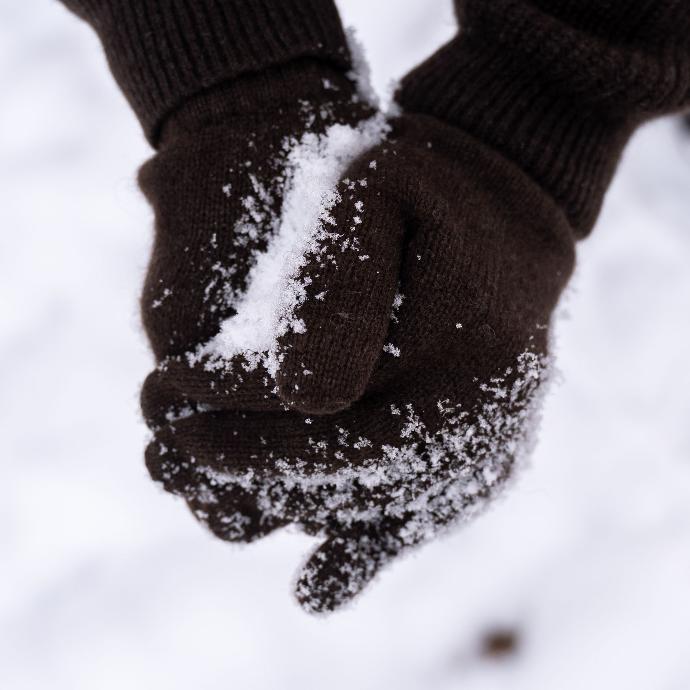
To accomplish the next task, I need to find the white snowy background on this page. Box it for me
[2,1,690,688]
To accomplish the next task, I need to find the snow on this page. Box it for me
[2,1,690,689]
[192,113,389,378]
[188,353,550,557]
[345,27,380,108]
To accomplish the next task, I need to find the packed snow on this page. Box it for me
[2,1,690,689]
[192,114,389,377]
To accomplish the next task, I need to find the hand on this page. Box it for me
[143,113,576,612]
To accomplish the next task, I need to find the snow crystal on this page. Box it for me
[391,291,405,323]
[383,343,401,357]
[151,287,173,310]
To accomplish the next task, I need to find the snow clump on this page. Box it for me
[189,113,390,378]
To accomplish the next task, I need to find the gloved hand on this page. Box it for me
[142,110,576,612]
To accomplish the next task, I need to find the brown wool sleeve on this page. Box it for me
[398,0,690,236]
[60,0,352,146]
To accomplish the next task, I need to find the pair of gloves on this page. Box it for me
[138,60,578,611]
[63,0,690,613]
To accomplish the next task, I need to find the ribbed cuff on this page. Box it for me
[455,0,690,116]
[400,0,690,236]
[398,36,634,236]
[481,0,690,48]
[61,0,352,145]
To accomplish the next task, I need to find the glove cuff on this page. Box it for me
[398,0,690,236]
[398,36,634,237]
[157,60,365,144]
[61,0,352,146]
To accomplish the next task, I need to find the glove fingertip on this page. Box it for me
[187,495,288,545]
[275,358,369,415]
[294,541,355,614]
[294,530,392,614]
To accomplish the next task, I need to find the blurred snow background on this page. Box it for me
[2,1,690,688]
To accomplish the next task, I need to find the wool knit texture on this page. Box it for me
[399,0,690,236]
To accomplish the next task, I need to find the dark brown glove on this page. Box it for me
[136,60,382,546]
[59,0,392,555]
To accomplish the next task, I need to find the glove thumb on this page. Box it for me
[294,522,404,614]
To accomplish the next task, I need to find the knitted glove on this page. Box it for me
[143,0,690,613]
[58,0,386,542]
[136,61,385,542]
